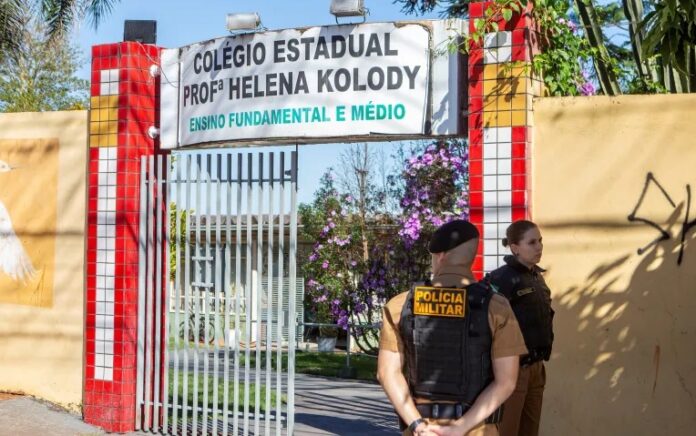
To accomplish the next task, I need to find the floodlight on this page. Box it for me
[330,0,366,18]
[226,13,261,32]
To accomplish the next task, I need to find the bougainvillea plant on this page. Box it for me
[300,171,365,336]
[301,140,470,352]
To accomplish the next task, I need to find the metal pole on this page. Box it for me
[135,156,148,431]
[233,153,243,436]
[275,152,285,436]
[192,154,203,436]
[244,153,253,436]
[162,155,172,433]
[212,154,223,434]
[143,156,156,431]
[153,154,163,432]
[346,324,351,369]
[182,153,192,434]
[202,154,214,436]
[287,151,298,435]
[254,153,264,436]
[265,153,274,435]
[171,154,182,436]
[222,153,233,436]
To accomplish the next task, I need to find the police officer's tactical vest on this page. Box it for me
[399,283,494,402]
[486,256,554,360]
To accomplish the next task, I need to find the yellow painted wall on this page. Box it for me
[533,95,696,435]
[0,111,87,409]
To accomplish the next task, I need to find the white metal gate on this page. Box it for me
[136,151,298,435]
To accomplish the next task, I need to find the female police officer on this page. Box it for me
[377,220,528,435]
[486,220,554,436]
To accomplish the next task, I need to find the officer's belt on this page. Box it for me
[414,402,503,423]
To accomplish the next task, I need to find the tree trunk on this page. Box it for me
[575,0,622,95]
[622,0,658,82]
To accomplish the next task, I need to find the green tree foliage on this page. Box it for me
[400,0,598,94]
[640,0,696,92]
[0,12,88,112]
[395,0,696,94]
[397,0,473,16]
[0,0,24,56]
[1,1,119,54]
[170,202,189,282]
[575,0,622,94]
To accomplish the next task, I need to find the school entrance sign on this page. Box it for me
[160,21,465,148]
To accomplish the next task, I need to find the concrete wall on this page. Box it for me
[533,95,696,435]
[0,111,87,410]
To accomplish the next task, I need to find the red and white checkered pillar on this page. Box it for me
[84,42,165,433]
[468,1,543,278]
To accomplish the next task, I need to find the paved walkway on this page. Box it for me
[0,394,115,436]
[0,374,398,435]
[294,374,397,435]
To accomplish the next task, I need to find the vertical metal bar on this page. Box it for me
[136,156,148,431]
[275,153,285,436]
[265,153,274,434]
[193,154,203,436]
[287,151,298,435]
[153,155,163,431]
[182,153,192,434]
[254,153,264,436]
[203,154,213,436]
[233,154,243,436]
[222,153,233,436]
[213,154,223,434]
[346,324,351,369]
[144,156,155,431]
[172,155,182,436]
[244,153,253,435]
[163,155,172,433]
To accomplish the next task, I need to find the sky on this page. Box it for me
[74,0,441,205]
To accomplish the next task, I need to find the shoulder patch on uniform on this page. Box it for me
[516,287,534,297]
[413,286,466,318]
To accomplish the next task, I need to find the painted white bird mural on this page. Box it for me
[0,159,36,283]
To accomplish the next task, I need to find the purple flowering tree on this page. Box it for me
[301,140,469,353]
[355,140,470,351]
[365,140,469,293]
[300,170,367,337]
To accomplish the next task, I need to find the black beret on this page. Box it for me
[428,220,480,253]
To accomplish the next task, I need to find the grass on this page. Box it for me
[168,372,284,414]
[295,351,377,381]
[167,337,378,382]
[240,350,378,382]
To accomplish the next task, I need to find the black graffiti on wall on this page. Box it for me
[627,172,696,265]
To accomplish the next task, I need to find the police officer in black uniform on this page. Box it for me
[485,220,554,436]
[378,220,528,436]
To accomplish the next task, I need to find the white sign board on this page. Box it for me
[160,20,464,148]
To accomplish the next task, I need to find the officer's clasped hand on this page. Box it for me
[426,421,467,436]
[413,421,437,436]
